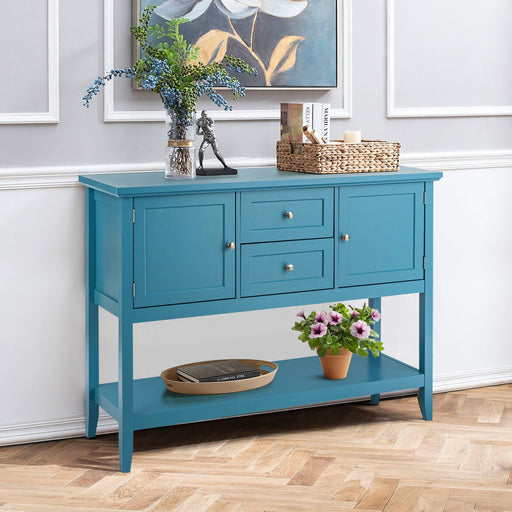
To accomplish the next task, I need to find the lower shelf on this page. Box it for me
[96,354,424,431]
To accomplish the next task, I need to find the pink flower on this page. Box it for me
[327,310,343,325]
[351,310,360,319]
[310,322,327,338]
[350,320,371,339]
[371,309,381,321]
[296,310,306,319]
[315,312,328,325]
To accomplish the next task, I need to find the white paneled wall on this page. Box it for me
[0,0,59,123]
[1,0,512,444]
[388,0,512,117]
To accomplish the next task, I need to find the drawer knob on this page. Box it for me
[284,211,294,219]
[285,264,294,272]
[341,233,350,241]
[226,242,236,250]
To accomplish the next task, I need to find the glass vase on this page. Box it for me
[165,109,196,179]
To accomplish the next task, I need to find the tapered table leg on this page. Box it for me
[419,181,434,421]
[85,187,99,438]
[418,291,433,420]
[118,197,135,472]
[369,297,382,406]
[118,313,134,472]
[85,302,99,438]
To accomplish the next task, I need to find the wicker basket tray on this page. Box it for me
[276,140,400,174]
[161,359,278,395]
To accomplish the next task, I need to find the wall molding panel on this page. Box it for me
[103,0,352,123]
[386,0,512,118]
[1,149,512,190]
[400,149,512,171]
[0,158,272,190]
[0,0,59,124]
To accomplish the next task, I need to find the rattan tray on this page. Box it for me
[161,359,278,395]
[276,139,400,174]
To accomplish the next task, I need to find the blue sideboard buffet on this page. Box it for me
[79,166,442,472]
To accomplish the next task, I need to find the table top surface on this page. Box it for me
[79,166,443,197]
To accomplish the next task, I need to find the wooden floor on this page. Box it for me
[2,385,512,511]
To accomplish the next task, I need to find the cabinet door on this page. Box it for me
[338,183,424,287]
[134,193,235,307]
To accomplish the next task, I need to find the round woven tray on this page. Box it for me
[161,359,278,395]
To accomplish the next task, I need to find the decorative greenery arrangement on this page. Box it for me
[82,5,255,117]
[82,5,255,177]
[292,303,384,358]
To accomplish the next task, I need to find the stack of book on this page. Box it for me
[280,103,330,143]
[177,359,261,383]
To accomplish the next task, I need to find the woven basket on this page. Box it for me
[276,140,401,174]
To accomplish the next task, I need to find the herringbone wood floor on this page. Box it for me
[2,385,512,511]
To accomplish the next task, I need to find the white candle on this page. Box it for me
[344,130,361,143]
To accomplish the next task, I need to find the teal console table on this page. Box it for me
[80,166,442,472]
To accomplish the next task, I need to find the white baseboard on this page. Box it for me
[433,366,512,394]
[0,414,118,447]
[2,368,512,447]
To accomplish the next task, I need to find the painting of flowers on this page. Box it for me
[134,0,338,88]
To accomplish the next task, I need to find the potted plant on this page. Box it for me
[83,5,255,179]
[292,303,384,379]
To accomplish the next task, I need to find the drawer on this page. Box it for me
[240,187,334,242]
[241,239,334,297]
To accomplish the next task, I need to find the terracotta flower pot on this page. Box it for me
[318,348,353,379]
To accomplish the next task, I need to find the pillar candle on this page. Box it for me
[344,130,361,143]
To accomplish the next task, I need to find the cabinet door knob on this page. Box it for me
[226,242,236,250]
[285,264,294,272]
[284,211,294,219]
[341,233,350,241]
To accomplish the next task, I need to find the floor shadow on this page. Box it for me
[0,395,421,473]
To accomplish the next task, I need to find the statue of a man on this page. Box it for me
[196,110,230,171]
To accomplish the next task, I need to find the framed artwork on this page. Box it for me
[133,0,338,89]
